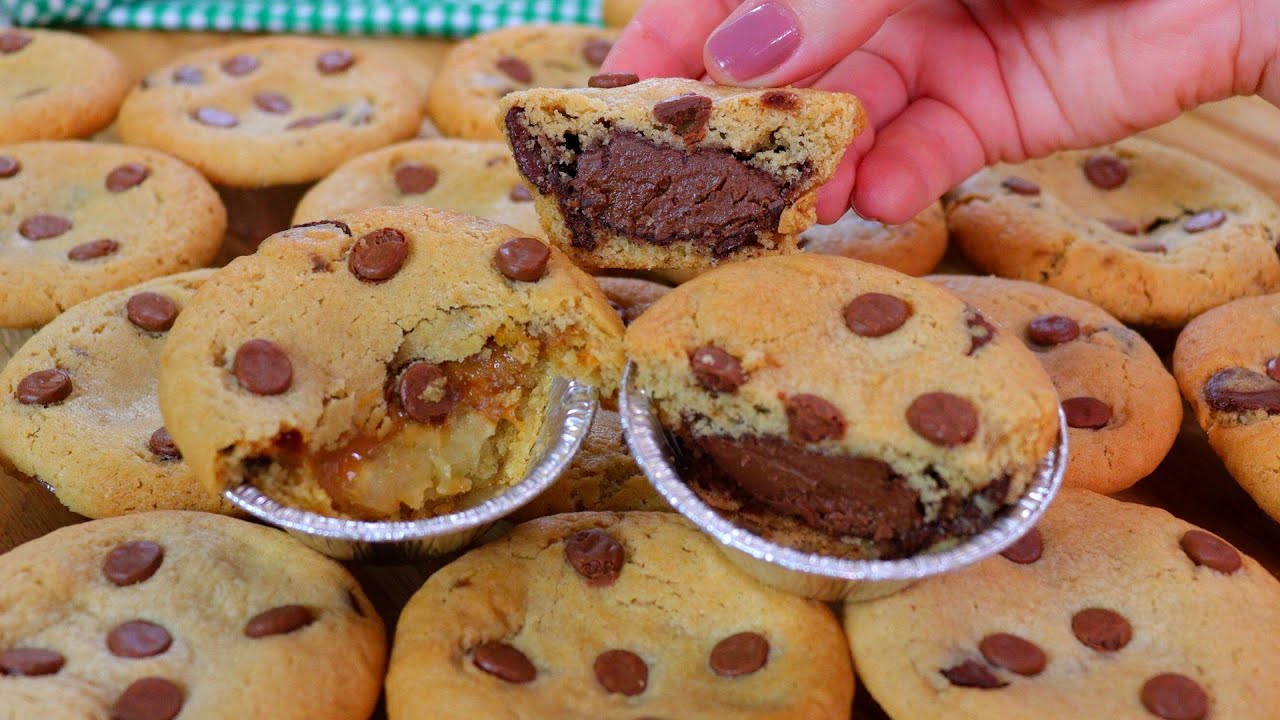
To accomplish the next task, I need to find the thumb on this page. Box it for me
[704,0,911,87]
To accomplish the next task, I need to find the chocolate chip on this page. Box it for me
[564,529,624,587]
[244,605,316,638]
[1000,527,1043,564]
[494,237,550,282]
[1062,396,1112,429]
[317,49,356,74]
[233,339,293,396]
[979,633,1046,676]
[1183,210,1226,234]
[148,427,181,461]
[15,369,71,406]
[653,94,713,137]
[1204,367,1280,412]
[941,660,1006,689]
[509,184,533,202]
[785,394,846,443]
[496,56,533,84]
[1083,154,1128,189]
[349,227,409,282]
[104,541,164,586]
[1104,217,1141,235]
[1267,356,1280,382]
[108,621,172,658]
[19,214,72,240]
[172,65,203,84]
[760,90,801,111]
[67,239,119,261]
[1027,315,1079,346]
[582,39,613,65]
[398,361,455,424]
[1133,241,1168,254]
[126,292,179,333]
[966,309,997,355]
[709,632,769,677]
[1071,607,1132,652]
[0,648,64,676]
[221,54,259,76]
[844,293,911,337]
[1002,176,1040,195]
[690,346,746,393]
[473,642,536,683]
[394,163,438,194]
[286,114,330,131]
[1142,674,1209,720]
[0,30,32,54]
[594,649,647,696]
[106,163,149,192]
[1179,529,1242,574]
[907,393,978,446]
[588,72,639,89]
[111,677,184,720]
[192,107,238,128]
[253,91,292,114]
[0,155,19,178]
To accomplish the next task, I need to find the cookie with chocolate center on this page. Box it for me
[845,489,1280,719]
[387,512,853,719]
[625,255,1060,559]
[0,29,130,143]
[500,78,864,269]
[946,138,1280,327]
[159,207,623,520]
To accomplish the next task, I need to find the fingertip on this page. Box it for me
[603,0,732,78]
[851,153,930,225]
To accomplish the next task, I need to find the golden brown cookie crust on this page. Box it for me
[801,203,948,277]
[0,29,130,143]
[387,511,854,720]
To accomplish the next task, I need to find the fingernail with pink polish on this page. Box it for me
[707,1,801,82]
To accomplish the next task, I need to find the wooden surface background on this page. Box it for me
[2,29,1279,719]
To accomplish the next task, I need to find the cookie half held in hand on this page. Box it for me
[844,489,1280,720]
[1174,292,1280,525]
[931,275,1181,494]
[946,137,1280,327]
[500,78,865,270]
[158,207,624,521]
[0,511,386,720]
[386,511,853,720]
[624,255,1061,561]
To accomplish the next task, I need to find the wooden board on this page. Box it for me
[2,71,1280,719]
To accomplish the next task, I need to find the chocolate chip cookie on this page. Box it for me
[625,255,1061,559]
[931,276,1181,494]
[1173,292,1280,524]
[293,138,541,236]
[510,410,666,522]
[501,78,865,269]
[800,203,948,277]
[426,25,619,141]
[117,36,422,187]
[947,138,1280,327]
[0,141,225,329]
[0,270,231,518]
[845,488,1280,719]
[0,510,385,720]
[0,29,130,143]
[159,207,624,520]
[594,275,672,326]
[386,511,853,719]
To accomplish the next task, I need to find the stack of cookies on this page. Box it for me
[3,19,1280,720]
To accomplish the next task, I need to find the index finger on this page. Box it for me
[601,0,737,79]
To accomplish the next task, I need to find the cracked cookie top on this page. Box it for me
[946,137,1280,327]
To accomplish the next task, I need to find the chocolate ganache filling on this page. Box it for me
[505,108,808,257]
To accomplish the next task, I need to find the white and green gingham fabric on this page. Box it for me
[0,0,602,37]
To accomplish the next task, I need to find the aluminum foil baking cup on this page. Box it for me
[619,363,1067,602]
[224,377,598,563]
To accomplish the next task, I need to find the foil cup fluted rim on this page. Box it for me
[223,377,598,543]
[619,363,1067,583]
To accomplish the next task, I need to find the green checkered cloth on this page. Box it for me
[0,0,602,37]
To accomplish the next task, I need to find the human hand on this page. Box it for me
[603,0,1280,224]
